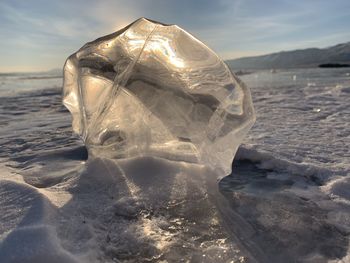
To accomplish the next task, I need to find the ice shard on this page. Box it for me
[63,18,255,174]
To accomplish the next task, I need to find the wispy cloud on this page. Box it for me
[0,0,349,71]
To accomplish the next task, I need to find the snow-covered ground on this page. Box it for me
[0,68,349,262]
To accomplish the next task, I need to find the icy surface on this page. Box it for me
[239,68,350,181]
[63,18,255,174]
[0,68,349,262]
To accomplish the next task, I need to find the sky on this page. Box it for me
[0,0,349,72]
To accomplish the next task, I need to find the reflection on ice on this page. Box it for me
[54,157,246,262]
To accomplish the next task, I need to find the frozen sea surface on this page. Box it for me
[0,68,349,262]
[240,68,350,181]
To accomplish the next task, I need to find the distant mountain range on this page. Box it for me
[2,42,350,75]
[226,42,350,69]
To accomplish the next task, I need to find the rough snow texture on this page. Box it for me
[1,67,350,262]
[63,18,255,175]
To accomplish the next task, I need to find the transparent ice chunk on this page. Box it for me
[63,18,255,174]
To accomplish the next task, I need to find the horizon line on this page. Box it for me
[1,40,349,74]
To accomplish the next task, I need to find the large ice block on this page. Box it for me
[63,18,255,174]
